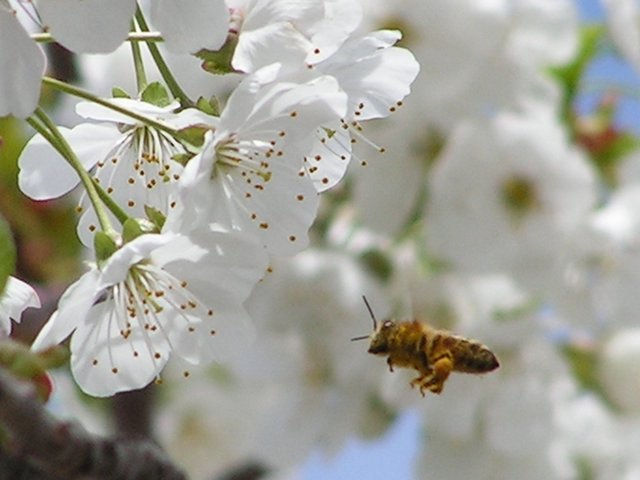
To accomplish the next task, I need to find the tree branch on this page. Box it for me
[0,368,186,480]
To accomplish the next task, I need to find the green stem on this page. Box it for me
[134,8,193,107]
[28,108,116,234]
[130,20,148,92]
[31,32,164,44]
[42,76,180,137]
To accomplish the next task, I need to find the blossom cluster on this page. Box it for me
[1,0,419,398]
[4,0,640,479]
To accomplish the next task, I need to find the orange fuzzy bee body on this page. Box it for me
[353,297,499,396]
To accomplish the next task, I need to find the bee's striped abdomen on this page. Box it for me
[426,331,498,374]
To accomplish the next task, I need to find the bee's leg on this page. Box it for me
[421,354,453,394]
[411,375,429,397]
[386,357,395,372]
[410,369,433,397]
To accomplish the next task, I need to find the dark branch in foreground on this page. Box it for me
[0,368,187,480]
[213,461,268,480]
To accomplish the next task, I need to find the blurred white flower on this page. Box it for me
[426,110,597,294]
[139,0,229,54]
[0,276,40,336]
[400,0,577,132]
[34,0,137,54]
[0,1,46,118]
[416,339,578,480]
[171,65,347,255]
[32,227,268,396]
[554,185,640,330]
[33,0,228,54]
[602,0,640,72]
[159,249,391,477]
[599,329,640,412]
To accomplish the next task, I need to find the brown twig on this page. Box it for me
[212,461,268,480]
[0,368,187,480]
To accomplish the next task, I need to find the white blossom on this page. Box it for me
[170,64,347,255]
[0,276,40,336]
[0,0,46,118]
[400,0,578,132]
[18,98,214,246]
[602,0,640,72]
[426,110,597,294]
[32,226,268,396]
[599,329,640,413]
[231,0,419,192]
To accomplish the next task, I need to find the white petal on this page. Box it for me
[211,160,319,255]
[18,124,120,200]
[0,7,45,118]
[604,0,640,72]
[31,268,101,350]
[70,301,170,397]
[36,0,136,53]
[232,22,309,73]
[75,98,180,124]
[196,305,256,362]
[305,0,362,64]
[320,31,420,120]
[305,122,352,192]
[99,234,175,288]
[0,276,40,336]
[170,108,220,130]
[160,227,268,303]
[149,0,229,53]
[227,74,346,153]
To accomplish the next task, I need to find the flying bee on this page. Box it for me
[352,296,500,396]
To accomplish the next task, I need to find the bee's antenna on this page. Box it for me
[362,295,378,329]
[350,296,379,342]
[350,334,370,341]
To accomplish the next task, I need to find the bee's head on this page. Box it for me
[367,320,395,354]
[351,296,394,354]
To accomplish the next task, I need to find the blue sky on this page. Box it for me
[303,411,420,480]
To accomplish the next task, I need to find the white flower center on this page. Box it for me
[100,260,212,366]
[214,133,275,183]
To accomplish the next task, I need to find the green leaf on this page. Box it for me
[594,133,640,185]
[144,205,166,231]
[111,86,131,99]
[177,124,211,148]
[140,82,172,107]
[122,218,146,243]
[94,231,118,263]
[550,24,605,120]
[171,152,193,166]
[0,215,16,294]
[196,96,220,116]
[195,34,238,75]
[359,248,393,282]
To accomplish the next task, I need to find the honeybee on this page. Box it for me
[352,297,499,396]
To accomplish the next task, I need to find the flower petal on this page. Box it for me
[31,268,101,350]
[0,276,40,336]
[319,31,420,120]
[305,121,352,192]
[18,124,120,200]
[0,7,45,118]
[36,0,136,53]
[75,98,180,124]
[148,0,230,53]
[70,301,171,397]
